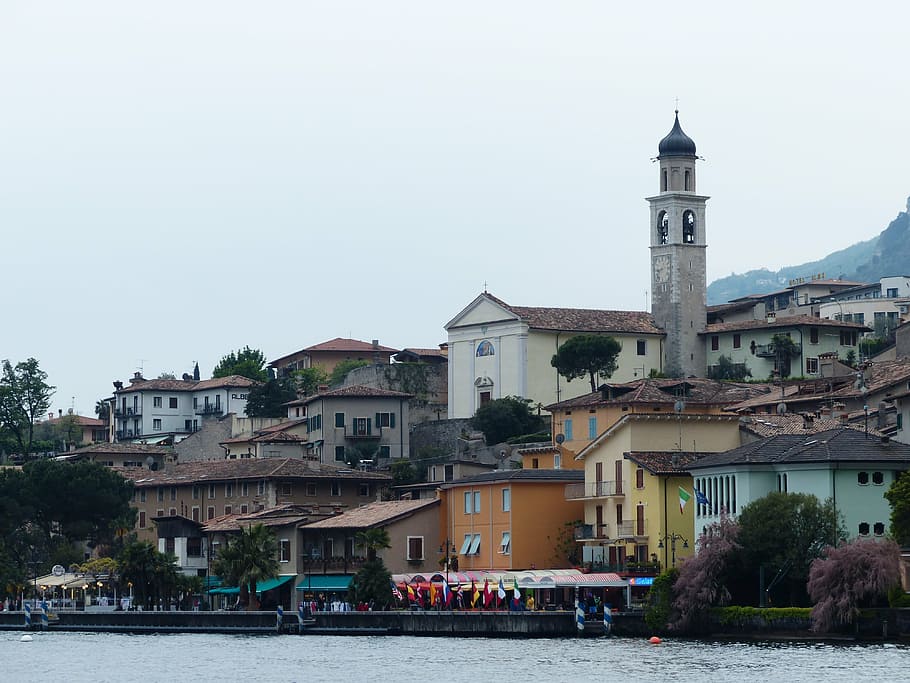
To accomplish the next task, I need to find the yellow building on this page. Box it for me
[570,413,741,571]
[439,469,585,572]
[547,377,768,460]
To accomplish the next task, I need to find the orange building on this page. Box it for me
[439,469,584,572]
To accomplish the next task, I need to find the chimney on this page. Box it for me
[317,384,329,393]
[48,412,54,420]
[59,409,63,417]
[802,414,814,430]
[820,405,831,418]
[372,339,380,365]
[766,312,776,324]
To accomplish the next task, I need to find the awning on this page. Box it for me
[208,575,295,595]
[296,575,354,592]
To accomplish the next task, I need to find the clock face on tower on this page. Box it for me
[653,255,671,283]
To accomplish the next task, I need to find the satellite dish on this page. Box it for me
[555,434,565,444]
[145,456,155,469]
[674,400,685,414]
[777,402,788,415]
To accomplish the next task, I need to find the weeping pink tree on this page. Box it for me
[670,514,741,633]
[807,538,900,633]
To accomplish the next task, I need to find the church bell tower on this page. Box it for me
[648,111,708,378]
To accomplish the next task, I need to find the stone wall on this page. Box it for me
[344,363,448,425]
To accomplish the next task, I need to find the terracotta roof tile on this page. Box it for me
[115,375,258,395]
[439,469,584,487]
[303,498,439,529]
[703,315,868,335]
[305,337,398,353]
[65,442,174,456]
[740,414,884,438]
[626,451,716,475]
[475,293,663,335]
[118,458,391,486]
[301,384,412,405]
[547,377,772,411]
[45,415,106,427]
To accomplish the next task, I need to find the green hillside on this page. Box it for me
[707,201,910,305]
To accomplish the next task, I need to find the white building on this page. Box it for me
[113,373,257,443]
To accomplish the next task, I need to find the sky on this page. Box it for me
[1,2,908,417]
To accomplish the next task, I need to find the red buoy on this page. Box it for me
[648,636,662,644]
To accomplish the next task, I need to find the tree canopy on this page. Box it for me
[245,378,297,418]
[884,472,910,546]
[350,528,392,608]
[471,396,544,446]
[551,334,622,392]
[707,355,752,382]
[329,359,370,386]
[807,538,900,633]
[294,367,329,395]
[734,492,843,606]
[212,346,269,382]
[770,333,800,379]
[0,459,134,590]
[211,523,279,610]
[0,358,55,457]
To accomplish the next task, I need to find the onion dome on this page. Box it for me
[658,111,696,157]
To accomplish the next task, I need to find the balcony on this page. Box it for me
[574,520,648,541]
[565,480,626,500]
[116,430,135,440]
[344,426,382,440]
[195,405,223,416]
[114,407,141,417]
[753,342,801,358]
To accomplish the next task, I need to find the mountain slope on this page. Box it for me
[707,199,910,304]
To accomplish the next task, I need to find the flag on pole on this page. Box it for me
[407,584,416,602]
[442,581,451,607]
[483,579,492,607]
[694,488,710,507]
[471,581,479,608]
[512,578,521,601]
[679,486,692,513]
[429,583,437,607]
[497,578,506,601]
[390,580,403,602]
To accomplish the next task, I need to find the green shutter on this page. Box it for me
[390,413,395,429]
[375,413,380,428]
[367,417,372,435]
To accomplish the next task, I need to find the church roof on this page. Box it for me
[658,111,696,157]
[467,293,663,336]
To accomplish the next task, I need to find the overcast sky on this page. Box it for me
[2,2,908,417]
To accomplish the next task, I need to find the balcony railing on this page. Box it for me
[114,407,141,417]
[344,427,382,440]
[565,480,625,500]
[753,343,801,358]
[195,405,223,416]
[574,520,648,540]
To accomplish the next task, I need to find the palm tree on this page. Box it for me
[94,400,110,422]
[212,524,279,610]
[356,527,391,562]
[351,527,392,608]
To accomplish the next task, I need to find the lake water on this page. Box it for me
[3,632,908,683]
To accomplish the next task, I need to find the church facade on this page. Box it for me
[445,113,710,419]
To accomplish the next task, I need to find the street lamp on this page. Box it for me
[438,539,458,586]
[657,533,689,568]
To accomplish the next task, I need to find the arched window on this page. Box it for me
[682,210,696,244]
[684,169,691,191]
[476,340,495,357]
[661,169,668,191]
[657,211,669,244]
